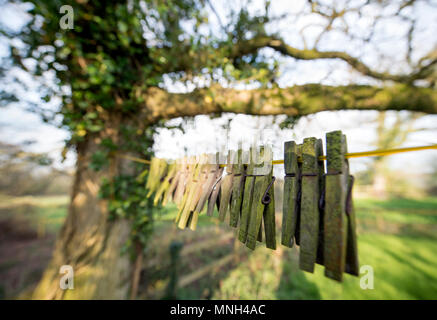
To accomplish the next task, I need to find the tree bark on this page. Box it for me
[141,84,437,123]
[32,117,134,300]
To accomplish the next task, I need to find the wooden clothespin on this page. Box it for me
[218,150,235,222]
[177,155,207,229]
[324,130,359,281]
[299,137,324,273]
[194,153,220,215]
[173,157,189,206]
[188,154,211,230]
[175,156,198,227]
[229,149,246,228]
[263,169,276,250]
[145,157,159,196]
[238,147,256,244]
[345,175,359,276]
[206,154,224,217]
[282,141,302,248]
[146,157,168,198]
[316,140,325,267]
[186,154,213,230]
[154,161,177,206]
[162,158,183,206]
[245,146,275,250]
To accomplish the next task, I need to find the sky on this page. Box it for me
[0,0,436,174]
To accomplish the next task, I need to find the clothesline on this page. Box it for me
[120,144,437,166]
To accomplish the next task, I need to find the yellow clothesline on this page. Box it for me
[273,144,437,164]
[120,144,437,166]
[119,154,152,164]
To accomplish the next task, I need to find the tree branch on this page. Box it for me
[141,84,437,124]
[168,34,436,84]
[232,36,437,84]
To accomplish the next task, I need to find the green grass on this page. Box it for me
[355,198,437,225]
[285,234,437,299]
[355,197,437,211]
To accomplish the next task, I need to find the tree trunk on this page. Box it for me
[32,118,134,300]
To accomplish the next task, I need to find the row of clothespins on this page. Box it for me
[146,130,358,282]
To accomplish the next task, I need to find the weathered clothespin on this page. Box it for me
[282,141,302,248]
[175,156,198,227]
[316,140,325,267]
[299,137,324,273]
[345,175,359,276]
[173,157,189,206]
[238,147,256,244]
[218,150,235,222]
[154,161,177,206]
[245,146,274,250]
[206,160,224,217]
[177,155,207,229]
[194,153,220,215]
[145,157,159,196]
[324,130,359,281]
[229,149,246,228]
[146,157,168,198]
[162,158,183,206]
[262,171,276,250]
[187,154,211,230]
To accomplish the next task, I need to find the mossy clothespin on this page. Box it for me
[245,145,274,250]
[154,161,177,206]
[299,137,324,273]
[263,177,276,250]
[262,168,276,250]
[345,174,359,277]
[218,150,235,222]
[194,153,220,215]
[229,149,246,228]
[206,153,224,217]
[238,147,256,244]
[282,141,302,248]
[316,140,326,266]
[324,130,359,281]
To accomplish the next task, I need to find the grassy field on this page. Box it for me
[0,194,436,299]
